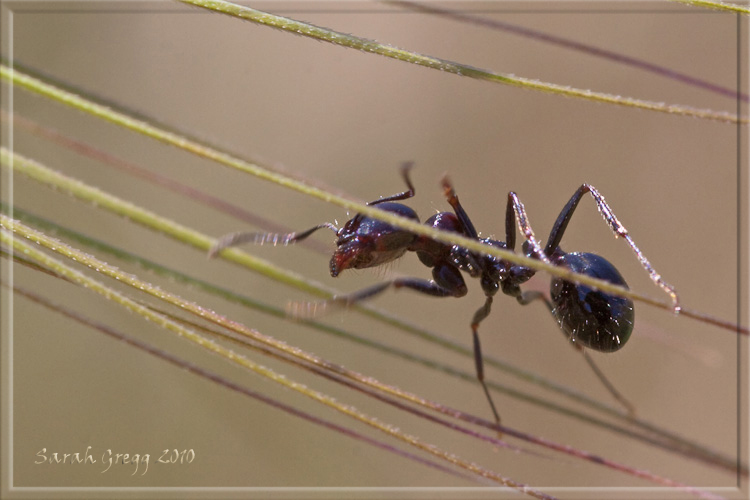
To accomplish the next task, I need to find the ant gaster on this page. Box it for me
[210,162,679,427]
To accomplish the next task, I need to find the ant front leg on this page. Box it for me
[545,184,679,312]
[440,174,479,238]
[288,262,468,318]
[440,177,548,267]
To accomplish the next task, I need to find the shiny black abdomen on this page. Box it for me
[550,252,634,352]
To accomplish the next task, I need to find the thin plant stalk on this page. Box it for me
[387,1,747,102]
[0,219,557,498]
[0,217,730,500]
[0,111,331,255]
[176,0,742,123]
[5,148,746,430]
[4,204,741,476]
[5,62,745,333]
[1,106,746,328]
[0,71,706,316]
[8,284,479,483]
[669,0,750,15]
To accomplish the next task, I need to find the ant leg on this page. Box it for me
[440,174,479,238]
[208,223,338,258]
[368,161,417,206]
[516,290,546,306]
[579,347,636,416]
[545,184,679,312]
[441,179,547,268]
[470,296,502,429]
[516,290,636,415]
[505,192,551,264]
[288,271,465,319]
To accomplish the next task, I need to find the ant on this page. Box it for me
[210,162,679,428]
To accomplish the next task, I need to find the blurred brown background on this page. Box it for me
[2,1,747,497]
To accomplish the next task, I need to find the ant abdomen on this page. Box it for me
[550,252,635,353]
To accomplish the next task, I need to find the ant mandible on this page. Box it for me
[210,162,680,428]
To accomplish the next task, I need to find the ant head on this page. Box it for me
[329,203,419,277]
[329,235,376,277]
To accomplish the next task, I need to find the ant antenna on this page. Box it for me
[368,161,416,206]
[208,223,339,258]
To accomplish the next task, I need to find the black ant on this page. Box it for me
[210,162,679,427]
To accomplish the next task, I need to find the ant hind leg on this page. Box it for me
[516,289,636,416]
[545,184,679,312]
[579,347,636,416]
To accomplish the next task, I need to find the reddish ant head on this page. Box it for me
[329,203,419,277]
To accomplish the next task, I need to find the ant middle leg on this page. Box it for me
[470,296,503,429]
[440,176,549,268]
[545,184,679,311]
[308,261,504,430]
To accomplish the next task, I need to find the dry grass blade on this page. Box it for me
[5,204,741,477]
[1,67,726,319]
[8,284,479,483]
[0,217,561,499]
[0,216,729,500]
